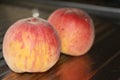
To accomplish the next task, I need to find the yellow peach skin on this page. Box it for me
[3,17,60,73]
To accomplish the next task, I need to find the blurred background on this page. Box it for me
[60,0,120,7]
[1,0,120,8]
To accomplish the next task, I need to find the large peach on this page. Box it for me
[2,17,60,73]
[48,8,95,56]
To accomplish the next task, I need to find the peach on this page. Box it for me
[2,17,60,73]
[48,8,95,56]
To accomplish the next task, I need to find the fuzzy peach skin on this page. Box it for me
[2,17,60,73]
[48,8,95,56]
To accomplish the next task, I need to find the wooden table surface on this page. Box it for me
[0,1,120,80]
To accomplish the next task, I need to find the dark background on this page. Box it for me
[1,0,120,8]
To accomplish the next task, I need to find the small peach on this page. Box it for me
[48,8,95,56]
